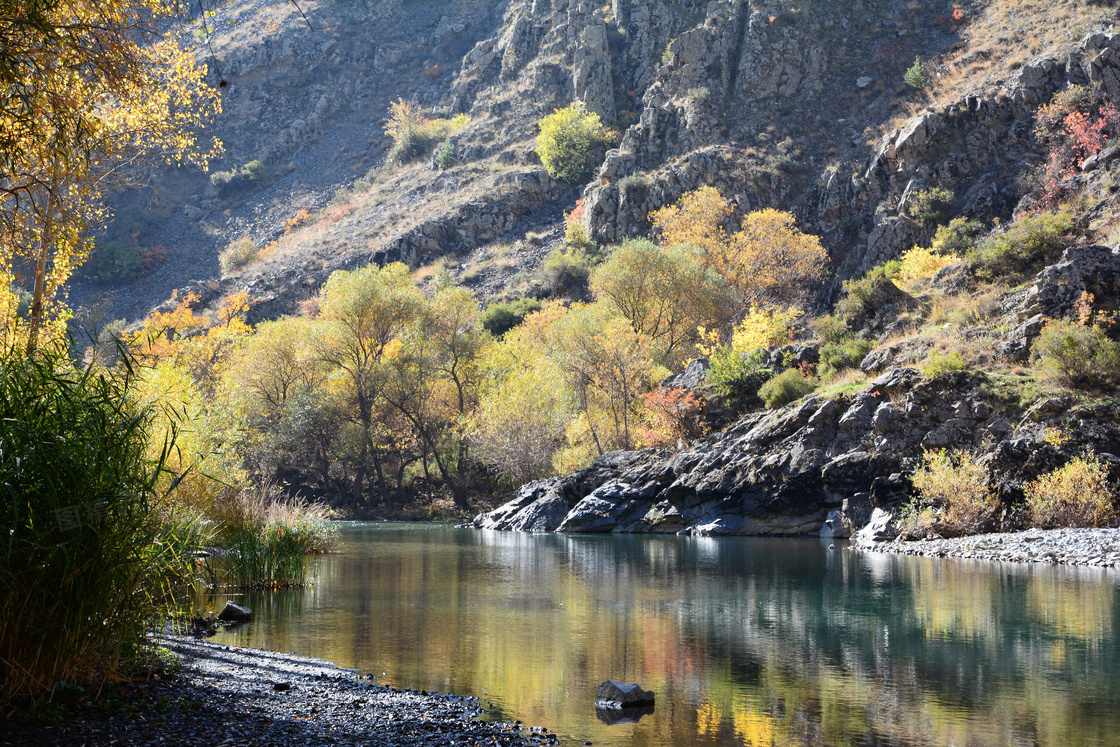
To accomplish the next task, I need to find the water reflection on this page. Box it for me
[207,524,1120,747]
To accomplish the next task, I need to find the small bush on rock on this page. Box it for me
[967,208,1076,281]
[911,450,999,536]
[921,350,967,379]
[706,347,772,410]
[536,102,610,184]
[758,367,816,409]
[1032,318,1120,389]
[220,237,259,274]
[907,186,954,224]
[1025,456,1116,528]
[835,261,910,328]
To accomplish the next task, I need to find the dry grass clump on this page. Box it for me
[1025,456,1116,528]
[210,486,337,590]
[219,236,259,274]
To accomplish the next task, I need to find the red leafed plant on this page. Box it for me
[638,387,708,448]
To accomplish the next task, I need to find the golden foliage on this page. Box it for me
[911,450,999,536]
[896,245,961,288]
[1025,457,1116,528]
[649,185,732,256]
[730,305,801,353]
[0,0,222,353]
[651,189,828,309]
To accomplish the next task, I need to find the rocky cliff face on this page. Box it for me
[474,246,1120,536]
[583,6,1120,281]
[87,0,1119,325]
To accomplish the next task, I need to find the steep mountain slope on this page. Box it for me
[77,0,1119,326]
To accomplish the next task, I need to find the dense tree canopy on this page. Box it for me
[0,0,222,353]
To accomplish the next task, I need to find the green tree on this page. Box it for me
[315,263,424,505]
[590,239,730,367]
[536,102,608,184]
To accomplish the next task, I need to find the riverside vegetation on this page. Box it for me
[7,0,1120,716]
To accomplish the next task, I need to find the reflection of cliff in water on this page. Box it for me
[210,525,1120,747]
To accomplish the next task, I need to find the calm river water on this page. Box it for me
[207,523,1120,747]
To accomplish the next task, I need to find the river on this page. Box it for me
[206,523,1120,747]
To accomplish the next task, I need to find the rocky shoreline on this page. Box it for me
[854,527,1120,568]
[1,637,557,747]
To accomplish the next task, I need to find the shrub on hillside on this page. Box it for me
[536,102,610,184]
[904,56,930,91]
[385,99,469,167]
[707,347,772,410]
[480,297,544,337]
[896,245,962,288]
[539,248,593,297]
[433,140,456,170]
[819,335,873,376]
[758,367,816,409]
[1032,317,1120,389]
[921,350,967,379]
[907,186,954,224]
[931,217,987,255]
[564,200,595,252]
[835,261,911,328]
[910,450,999,536]
[966,208,1076,280]
[1025,456,1116,528]
[220,237,259,274]
[210,159,267,196]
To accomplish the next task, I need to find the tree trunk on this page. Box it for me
[26,187,57,356]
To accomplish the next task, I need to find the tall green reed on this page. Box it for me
[0,345,202,704]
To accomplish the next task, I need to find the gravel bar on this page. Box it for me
[856,527,1120,567]
[2,637,559,746]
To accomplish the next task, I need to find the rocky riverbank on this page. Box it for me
[855,527,1120,568]
[1,637,556,747]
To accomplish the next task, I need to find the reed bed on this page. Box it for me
[0,347,202,704]
[209,487,337,590]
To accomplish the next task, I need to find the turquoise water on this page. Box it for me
[208,523,1120,746]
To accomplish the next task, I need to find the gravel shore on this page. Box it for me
[2,637,558,747]
[856,527,1120,568]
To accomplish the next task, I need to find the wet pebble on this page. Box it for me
[3,637,555,746]
[857,528,1120,568]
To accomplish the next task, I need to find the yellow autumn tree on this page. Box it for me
[0,0,222,354]
[650,188,829,311]
[649,185,733,256]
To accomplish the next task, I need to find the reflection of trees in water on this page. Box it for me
[211,526,1120,747]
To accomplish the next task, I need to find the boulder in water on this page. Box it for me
[595,680,655,709]
[218,601,253,622]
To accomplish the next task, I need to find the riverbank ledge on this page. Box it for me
[2,637,556,747]
[854,527,1120,567]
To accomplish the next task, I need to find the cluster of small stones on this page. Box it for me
[858,528,1120,568]
[3,637,558,747]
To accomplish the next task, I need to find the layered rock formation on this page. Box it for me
[474,247,1120,535]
